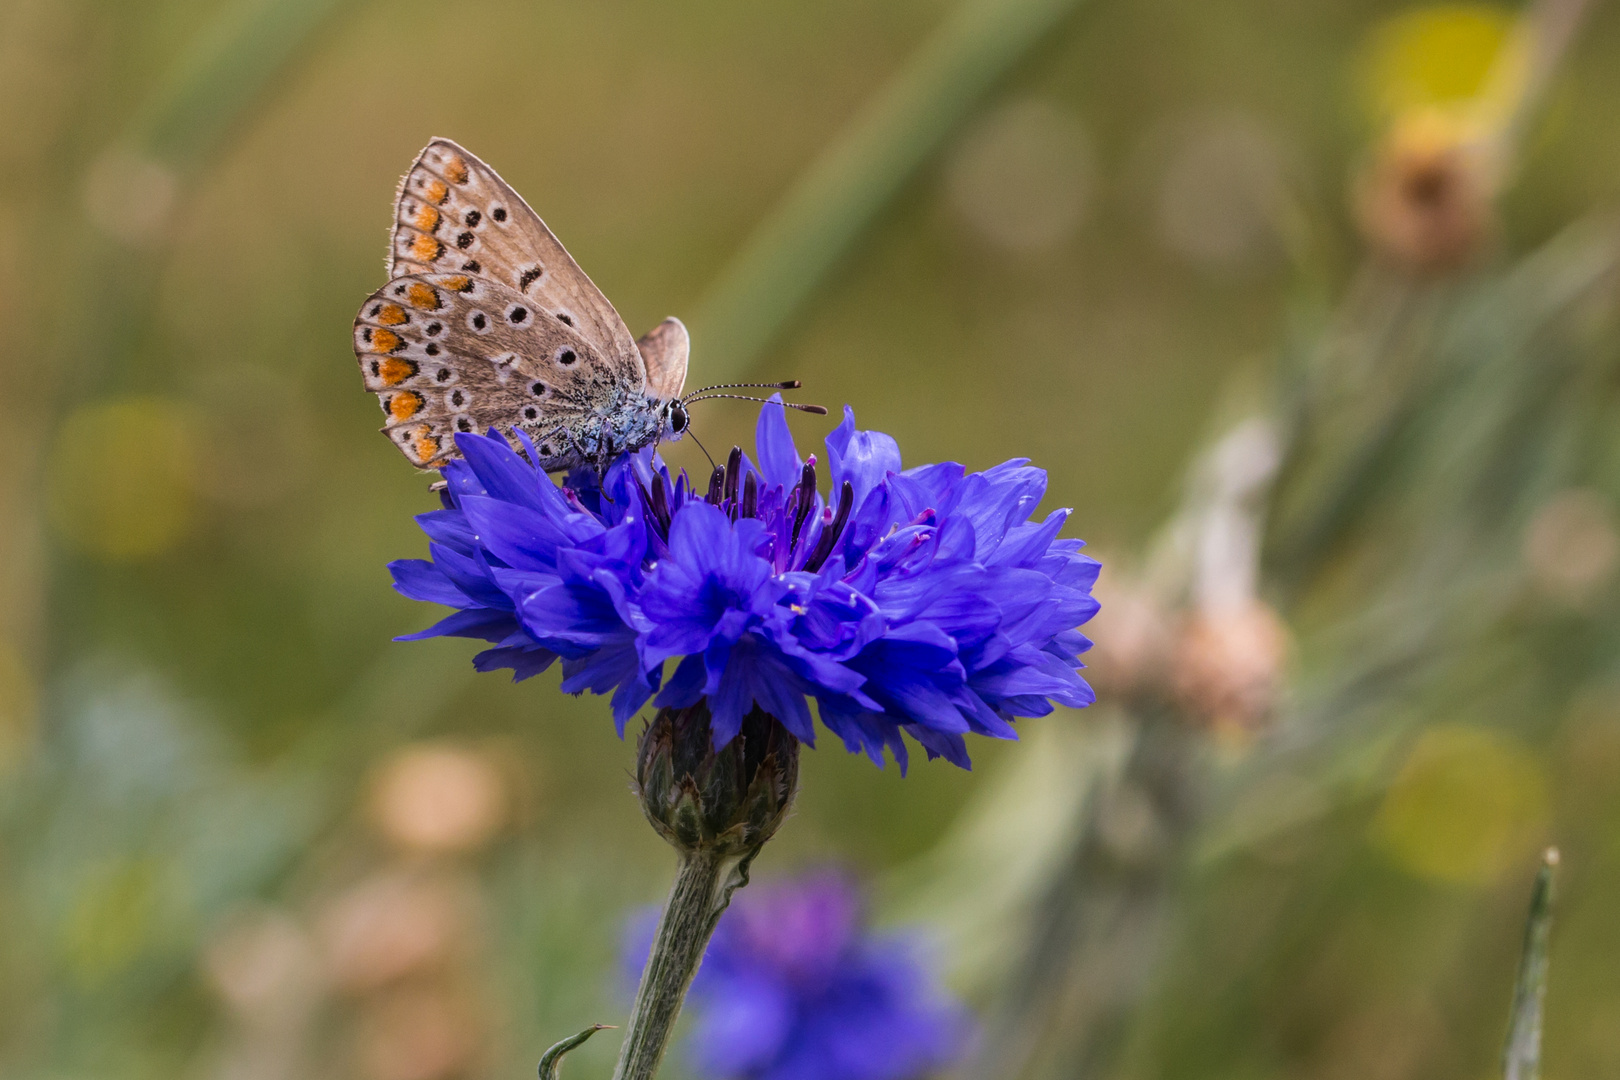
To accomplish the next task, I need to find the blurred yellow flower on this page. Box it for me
[1373,724,1549,885]
[1358,4,1518,126]
[46,396,199,562]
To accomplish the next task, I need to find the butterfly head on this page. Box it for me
[661,399,690,441]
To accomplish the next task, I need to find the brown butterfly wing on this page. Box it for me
[636,317,690,402]
[389,139,645,388]
[353,272,611,470]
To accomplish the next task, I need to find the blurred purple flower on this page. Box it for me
[389,399,1098,769]
[625,873,970,1080]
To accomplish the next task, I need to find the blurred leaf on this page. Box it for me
[539,1022,612,1080]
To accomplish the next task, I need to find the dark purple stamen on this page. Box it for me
[741,472,758,519]
[724,446,743,507]
[651,473,670,531]
[707,466,725,505]
[804,481,854,572]
[790,456,817,552]
[632,475,668,542]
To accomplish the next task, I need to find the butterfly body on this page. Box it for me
[353,139,689,472]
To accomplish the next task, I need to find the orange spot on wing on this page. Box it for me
[371,329,404,353]
[415,434,442,462]
[378,357,418,386]
[438,276,473,293]
[413,204,440,232]
[376,303,408,325]
[410,234,444,262]
[425,179,449,205]
[445,156,469,185]
[406,283,441,310]
[389,391,425,421]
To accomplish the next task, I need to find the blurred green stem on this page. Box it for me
[691,0,1087,380]
[126,0,348,169]
[611,848,758,1080]
[963,709,1201,1080]
[1502,848,1558,1080]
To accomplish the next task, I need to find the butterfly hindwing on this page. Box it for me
[636,317,690,402]
[353,272,611,470]
[390,139,645,389]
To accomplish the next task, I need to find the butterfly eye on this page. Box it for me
[670,404,689,433]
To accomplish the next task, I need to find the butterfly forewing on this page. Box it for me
[390,139,644,386]
[353,272,607,470]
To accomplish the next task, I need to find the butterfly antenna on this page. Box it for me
[681,380,801,403]
[684,393,829,415]
[686,427,718,470]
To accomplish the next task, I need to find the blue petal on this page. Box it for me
[755,393,803,490]
[396,607,521,644]
[472,644,558,681]
[388,558,470,607]
[825,406,902,510]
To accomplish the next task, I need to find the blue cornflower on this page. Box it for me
[389,400,1098,769]
[628,873,970,1080]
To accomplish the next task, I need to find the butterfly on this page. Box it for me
[353,139,823,474]
[351,137,702,474]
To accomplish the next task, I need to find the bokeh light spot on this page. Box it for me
[1373,724,1549,885]
[83,148,178,245]
[1150,112,1291,272]
[1523,488,1620,605]
[945,98,1095,253]
[46,396,199,562]
[369,744,507,855]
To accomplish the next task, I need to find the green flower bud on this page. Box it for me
[634,702,799,856]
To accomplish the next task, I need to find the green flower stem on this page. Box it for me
[611,847,759,1080]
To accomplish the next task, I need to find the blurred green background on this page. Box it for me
[4,0,1620,1078]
